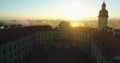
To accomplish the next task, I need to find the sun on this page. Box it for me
[61,2,90,20]
[70,22,80,27]
[70,21,84,27]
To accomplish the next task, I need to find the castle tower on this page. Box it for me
[98,1,108,30]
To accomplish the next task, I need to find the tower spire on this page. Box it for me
[98,0,109,30]
[102,0,106,10]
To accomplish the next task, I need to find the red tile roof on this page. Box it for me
[0,25,53,46]
[92,30,120,60]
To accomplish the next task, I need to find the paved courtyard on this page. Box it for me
[23,47,94,63]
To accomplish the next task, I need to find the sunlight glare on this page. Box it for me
[70,21,84,27]
[61,2,90,20]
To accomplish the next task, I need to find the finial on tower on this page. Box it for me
[103,0,106,5]
[102,0,106,10]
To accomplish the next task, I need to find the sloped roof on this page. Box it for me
[0,25,53,46]
[92,30,120,61]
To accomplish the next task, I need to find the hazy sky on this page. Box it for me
[0,0,120,20]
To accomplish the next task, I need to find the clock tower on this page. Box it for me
[98,1,108,30]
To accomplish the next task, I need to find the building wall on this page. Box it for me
[98,17,108,30]
[0,30,53,63]
[0,35,35,63]
[0,26,111,63]
[54,26,108,63]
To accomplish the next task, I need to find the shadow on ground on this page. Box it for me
[23,47,94,63]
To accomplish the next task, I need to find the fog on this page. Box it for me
[0,19,120,29]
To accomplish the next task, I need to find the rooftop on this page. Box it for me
[0,25,53,46]
[92,30,120,61]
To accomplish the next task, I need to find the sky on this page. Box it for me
[0,0,120,20]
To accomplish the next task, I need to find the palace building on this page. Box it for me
[0,1,120,63]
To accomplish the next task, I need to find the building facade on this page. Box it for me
[0,26,54,63]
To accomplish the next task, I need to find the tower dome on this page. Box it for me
[99,2,108,17]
